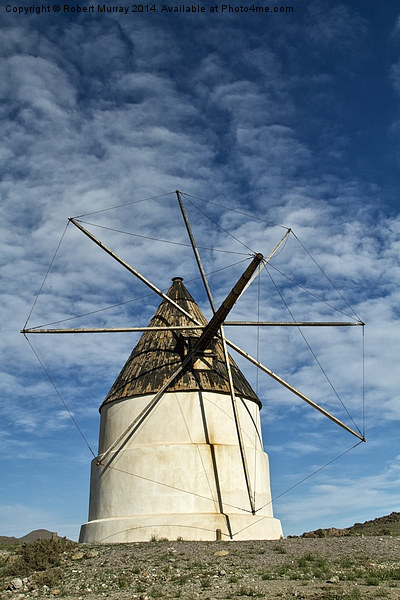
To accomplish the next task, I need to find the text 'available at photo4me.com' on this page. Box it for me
[4,0,295,16]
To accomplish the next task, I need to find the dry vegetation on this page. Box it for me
[1,514,400,600]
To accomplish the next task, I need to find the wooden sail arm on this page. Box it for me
[177,190,291,307]
[236,228,291,301]
[68,217,198,325]
[21,326,206,334]
[225,338,366,442]
[98,322,210,465]
[21,321,364,334]
[176,190,217,313]
[192,252,263,354]
[220,324,256,514]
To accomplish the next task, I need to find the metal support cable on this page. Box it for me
[27,258,251,331]
[101,462,253,514]
[23,335,96,458]
[362,325,366,439]
[291,230,363,322]
[256,440,364,514]
[182,194,257,254]
[231,440,364,538]
[264,266,363,437]
[266,262,360,322]
[181,191,288,230]
[23,221,70,330]
[73,191,176,218]
[76,218,249,256]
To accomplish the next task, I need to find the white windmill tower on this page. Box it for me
[79,267,283,542]
[22,191,365,543]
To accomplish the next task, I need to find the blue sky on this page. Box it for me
[1,0,399,540]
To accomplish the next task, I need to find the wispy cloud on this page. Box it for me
[276,453,400,534]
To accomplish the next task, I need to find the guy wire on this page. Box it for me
[23,334,96,458]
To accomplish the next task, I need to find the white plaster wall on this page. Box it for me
[98,391,263,450]
[80,513,283,543]
[80,390,283,542]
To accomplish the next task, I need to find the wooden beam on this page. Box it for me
[191,252,263,354]
[21,326,205,334]
[176,190,217,313]
[236,228,291,301]
[225,338,365,442]
[68,218,198,325]
[21,321,364,334]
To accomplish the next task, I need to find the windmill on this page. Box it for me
[22,191,365,542]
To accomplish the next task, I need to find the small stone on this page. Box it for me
[71,552,85,561]
[326,576,339,584]
[9,578,23,590]
[86,550,99,558]
[51,590,61,596]
[213,550,229,557]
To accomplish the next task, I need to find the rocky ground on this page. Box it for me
[1,534,400,600]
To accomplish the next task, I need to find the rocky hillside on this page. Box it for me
[300,512,400,538]
[0,530,62,549]
[350,512,400,536]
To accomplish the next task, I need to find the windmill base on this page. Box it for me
[79,513,283,543]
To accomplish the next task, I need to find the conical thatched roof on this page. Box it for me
[102,278,260,408]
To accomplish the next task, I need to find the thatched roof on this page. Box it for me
[101,277,260,408]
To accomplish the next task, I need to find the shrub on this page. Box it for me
[236,585,263,597]
[6,538,76,576]
[273,544,287,554]
[33,567,63,588]
[200,576,211,588]
[150,535,169,542]
[118,576,128,589]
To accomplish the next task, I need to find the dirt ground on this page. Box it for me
[2,535,400,600]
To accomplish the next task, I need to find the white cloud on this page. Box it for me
[276,453,400,534]
[305,2,368,50]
